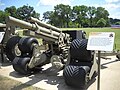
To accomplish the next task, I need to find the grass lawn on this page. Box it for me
[62,28,120,50]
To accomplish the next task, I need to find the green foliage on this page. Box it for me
[43,11,54,24]
[0,10,10,23]
[16,5,40,21]
[95,7,109,27]
[5,6,17,17]
[72,5,88,27]
[115,21,120,25]
[110,18,120,25]
[68,21,78,28]
[97,18,106,27]
[54,4,71,27]
[88,6,96,27]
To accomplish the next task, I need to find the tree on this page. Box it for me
[97,18,106,27]
[87,6,96,27]
[72,5,89,27]
[16,5,40,21]
[72,6,80,27]
[0,10,10,23]
[115,22,120,25]
[110,18,120,25]
[95,7,109,26]
[80,5,89,27]
[43,11,54,23]
[43,11,59,26]
[54,4,71,27]
[5,6,17,18]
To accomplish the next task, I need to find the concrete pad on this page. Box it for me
[0,55,120,90]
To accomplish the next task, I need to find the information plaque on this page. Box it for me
[87,32,115,51]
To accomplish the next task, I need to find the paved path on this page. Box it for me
[0,55,120,90]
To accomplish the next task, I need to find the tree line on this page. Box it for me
[110,18,120,25]
[0,4,120,28]
[43,4,110,28]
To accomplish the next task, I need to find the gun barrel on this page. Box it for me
[6,16,60,36]
[6,16,36,30]
[6,16,62,42]
[30,17,61,33]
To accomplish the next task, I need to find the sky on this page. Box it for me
[0,0,120,19]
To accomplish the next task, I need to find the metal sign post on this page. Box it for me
[87,32,115,90]
[97,51,101,90]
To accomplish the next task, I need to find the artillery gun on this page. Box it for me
[6,16,71,70]
[6,16,98,88]
[6,16,84,71]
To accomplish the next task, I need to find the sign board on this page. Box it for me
[0,32,5,43]
[87,32,115,51]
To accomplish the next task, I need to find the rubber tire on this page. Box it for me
[18,37,38,54]
[70,39,92,62]
[6,36,21,61]
[12,57,32,75]
[63,65,90,88]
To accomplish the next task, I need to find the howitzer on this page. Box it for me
[6,16,72,71]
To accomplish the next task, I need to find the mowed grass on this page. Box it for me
[62,28,120,50]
